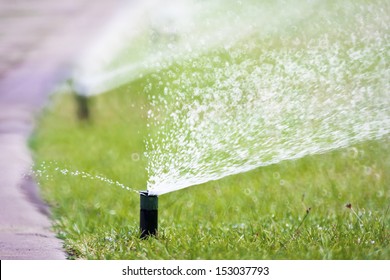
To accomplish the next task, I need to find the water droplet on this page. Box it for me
[131,153,140,161]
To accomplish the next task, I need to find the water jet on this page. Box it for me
[140,191,158,238]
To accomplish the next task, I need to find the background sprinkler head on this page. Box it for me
[74,94,90,121]
[140,190,158,239]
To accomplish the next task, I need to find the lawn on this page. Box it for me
[30,86,389,259]
[30,0,389,260]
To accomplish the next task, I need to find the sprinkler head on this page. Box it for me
[74,93,90,121]
[140,191,158,239]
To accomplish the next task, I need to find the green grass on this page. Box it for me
[31,85,389,260]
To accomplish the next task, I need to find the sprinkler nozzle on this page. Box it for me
[140,191,158,239]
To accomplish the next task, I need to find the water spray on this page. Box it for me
[140,191,158,238]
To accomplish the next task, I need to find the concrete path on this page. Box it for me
[0,0,120,259]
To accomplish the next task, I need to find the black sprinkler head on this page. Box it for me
[140,191,158,239]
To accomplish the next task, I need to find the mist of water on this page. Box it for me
[72,0,299,95]
[71,0,389,196]
[145,0,390,195]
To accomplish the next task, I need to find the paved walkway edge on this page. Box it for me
[0,104,66,259]
[0,0,120,260]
